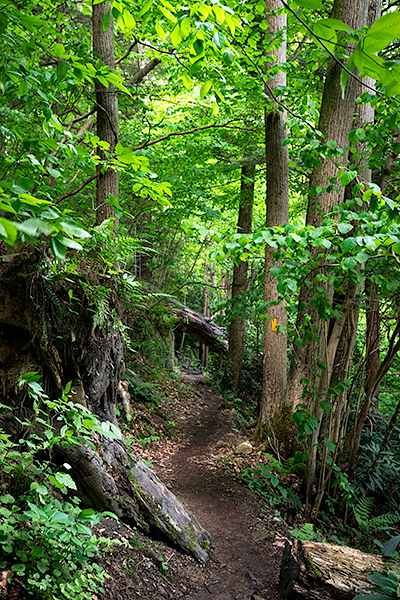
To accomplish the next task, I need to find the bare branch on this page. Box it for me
[126,58,162,85]
[131,120,254,152]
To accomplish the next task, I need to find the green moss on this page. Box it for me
[255,404,298,458]
[199,538,211,551]
[306,557,323,579]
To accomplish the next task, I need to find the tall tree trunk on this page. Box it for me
[286,0,370,414]
[201,261,211,369]
[284,0,370,504]
[255,0,289,445]
[92,1,119,225]
[228,163,255,391]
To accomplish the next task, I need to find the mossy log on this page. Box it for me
[279,539,385,599]
[170,301,228,354]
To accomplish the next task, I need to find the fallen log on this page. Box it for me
[279,539,385,599]
[170,302,228,354]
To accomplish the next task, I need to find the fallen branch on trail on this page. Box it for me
[169,301,228,354]
[279,538,385,599]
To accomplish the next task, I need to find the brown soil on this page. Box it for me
[97,371,286,600]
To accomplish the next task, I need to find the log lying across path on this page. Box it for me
[169,300,228,354]
[279,539,385,599]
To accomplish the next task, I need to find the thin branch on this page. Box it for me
[116,41,137,65]
[56,121,246,203]
[126,58,162,85]
[56,173,97,203]
[131,120,253,152]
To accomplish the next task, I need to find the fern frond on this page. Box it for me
[353,496,374,528]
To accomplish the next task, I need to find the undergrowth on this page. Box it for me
[0,374,120,600]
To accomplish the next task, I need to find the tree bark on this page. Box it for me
[255,0,289,444]
[286,0,370,413]
[283,0,370,504]
[279,539,384,599]
[170,302,228,355]
[92,1,119,225]
[228,163,255,391]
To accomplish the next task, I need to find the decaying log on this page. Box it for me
[279,539,385,599]
[170,301,228,354]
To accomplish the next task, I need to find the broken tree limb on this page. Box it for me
[279,539,385,599]
[169,300,228,354]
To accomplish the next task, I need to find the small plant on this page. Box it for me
[353,497,400,534]
[241,462,302,511]
[0,373,120,600]
[289,523,323,542]
[354,571,400,599]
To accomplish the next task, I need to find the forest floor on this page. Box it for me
[95,365,292,600]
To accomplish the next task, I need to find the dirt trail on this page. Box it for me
[155,373,283,600]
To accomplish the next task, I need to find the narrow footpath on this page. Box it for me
[154,373,284,600]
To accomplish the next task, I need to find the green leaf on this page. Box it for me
[0,494,15,503]
[102,10,111,34]
[159,6,177,23]
[56,61,68,81]
[341,237,357,252]
[338,222,353,234]
[212,31,226,49]
[122,10,136,31]
[171,23,182,46]
[50,237,67,261]
[182,72,192,89]
[313,21,337,54]
[59,221,91,239]
[363,11,400,53]
[324,439,336,452]
[53,472,77,490]
[193,38,204,56]
[292,0,324,9]
[0,218,18,245]
[340,170,357,186]
[318,18,353,31]
[0,14,8,34]
[320,401,333,412]
[200,80,212,99]
[58,237,83,250]
[382,536,400,557]
[223,48,235,65]
[17,218,54,237]
[155,21,166,41]
[342,257,357,270]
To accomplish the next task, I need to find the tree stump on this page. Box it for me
[279,539,385,599]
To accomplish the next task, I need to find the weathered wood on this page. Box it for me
[171,302,228,354]
[279,539,384,599]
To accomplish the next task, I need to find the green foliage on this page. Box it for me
[352,497,400,534]
[354,572,400,600]
[0,374,121,599]
[241,461,303,512]
[289,523,323,542]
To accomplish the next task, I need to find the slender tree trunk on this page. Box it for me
[286,0,370,414]
[255,0,289,444]
[201,261,211,369]
[92,1,119,225]
[284,0,370,504]
[365,281,380,413]
[228,163,255,391]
